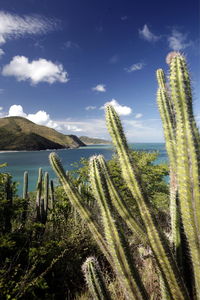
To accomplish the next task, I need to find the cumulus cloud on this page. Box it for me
[0,48,4,58]
[85,106,96,110]
[124,62,145,72]
[92,84,106,92]
[101,99,132,116]
[64,124,83,132]
[168,29,192,51]
[139,24,160,42]
[135,113,143,119]
[0,11,57,45]
[2,56,69,84]
[6,105,84,133]
[8,104,62,130]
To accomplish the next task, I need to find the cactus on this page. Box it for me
[49,152,113,265]
[105,104,189,299]
[35,169,50,226]
[157,52,200,298]
[49,53,200,299]
[90,155,148,299]
[82,256,112,300]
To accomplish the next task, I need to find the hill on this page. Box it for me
[79,136,111,145]
[0,117,85,151]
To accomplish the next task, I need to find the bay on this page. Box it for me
[0,143,167,196]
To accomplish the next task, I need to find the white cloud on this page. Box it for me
[101,99,132,116]
[168,30,192,51]
[92,84,106,92]
[64,124,83,132]
[2,56,69,84]
[139,24,160,42]
[0,106,3,111]
[0,48,4,58]
[85,106,96,110]
[0,11,57,45]
[124,62,145,73]
[8,105,61,130]
[135,113,143,119]
[0,88,4,94]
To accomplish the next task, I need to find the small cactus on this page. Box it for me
[82,256,112,300]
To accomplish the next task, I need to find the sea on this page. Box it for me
[0,143,168,196]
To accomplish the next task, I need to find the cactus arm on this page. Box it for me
[169,54,200,297]
[36,168,43,222]
[90,156,148,300]
[156,74,181,257]
[82,257,112,300]
[97,155,147,243]
[44,172,49,223]
[49,152,113,265]
[105,105,189,300]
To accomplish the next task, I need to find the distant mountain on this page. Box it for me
[79,136,111,145]
[0,117,85,151]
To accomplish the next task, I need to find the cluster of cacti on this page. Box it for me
[21,169,55,229]
[49,53,200,299]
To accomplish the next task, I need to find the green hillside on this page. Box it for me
[0,117,85,150]
[79,136,111,145]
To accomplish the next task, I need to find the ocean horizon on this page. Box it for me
[0,143,167,195]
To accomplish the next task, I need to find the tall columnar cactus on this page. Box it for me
[82,256,112,300]
[21,171,29,225]
[157,52,200,298]
[49,152,113,265]
[90,155,148,300]
[49,53,199,299]
[105,105,189,299]
[35,169,50,225]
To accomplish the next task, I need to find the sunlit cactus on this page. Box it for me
[82,256,112,300]
[157,52,200,298]
[49,53,199,299]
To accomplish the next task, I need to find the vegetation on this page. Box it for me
[0,52,199,299]
[79,136,111,145]
[0,117,85,150]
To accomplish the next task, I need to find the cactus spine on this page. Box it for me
[90,155,148,300]
[82,257,112,300]
[105,105,189,299]
[49,152,113,265]
[157,52,200,298]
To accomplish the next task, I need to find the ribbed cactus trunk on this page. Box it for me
[105,105,189,299]
[82,257,112,300]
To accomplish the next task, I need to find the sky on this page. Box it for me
[0,0,199,142]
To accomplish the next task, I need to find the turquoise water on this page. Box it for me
[0,143,167,196]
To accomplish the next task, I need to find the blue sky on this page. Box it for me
[0,0,199,142]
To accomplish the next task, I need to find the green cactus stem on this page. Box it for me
[97,154,147,244]
[82,256,112,300]
[36,168,43,222]
[105,104,189,300]
[169,53,200,298]
[90,155,148,300]
[49,152,113,265]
